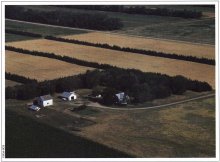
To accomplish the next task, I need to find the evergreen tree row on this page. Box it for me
[6,68,212,104]
[5,6,123,31]
[5,29,42,38]
[45,36,215,65]
[6,72,37,84]
[55,5,203,19]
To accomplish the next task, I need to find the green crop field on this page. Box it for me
[5,33,36,42]
[6,20,89,37]
[18,5,215,44]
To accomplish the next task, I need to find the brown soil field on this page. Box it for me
[6,39,215,88]
[5,50,93,81]
[62,32,215,59]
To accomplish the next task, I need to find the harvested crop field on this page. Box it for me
[62,32,215,59]
[5,50,93,81]
[6,39,215,87]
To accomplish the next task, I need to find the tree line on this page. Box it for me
[55,5,203,19]
[5,29,42,38]
[6,68,212,104]
[6,72,37,84]
[5,6,123,31]
[45,36,215,65]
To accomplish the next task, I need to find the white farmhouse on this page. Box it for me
[115,92,129,105]
[60,92,77,101]
[38,95,53,107]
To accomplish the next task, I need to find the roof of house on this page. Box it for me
[39,95,53,101]
[60,92,76,98]
[115,92,125,101]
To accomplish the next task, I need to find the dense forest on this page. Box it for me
[5,6,123,30]
[6,68,212,105]
[45,36,215,65]
[55,5,203,18]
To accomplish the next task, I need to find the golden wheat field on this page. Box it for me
[62,32,215,59]
[6,39,215,87]
[5,50,93,81]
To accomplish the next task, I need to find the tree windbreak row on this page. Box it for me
[6,67,212,105]
[5,6,123,31]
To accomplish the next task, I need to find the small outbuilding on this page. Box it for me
[38,95,53,107]
[28,104,41,111]
[60,92,77,101]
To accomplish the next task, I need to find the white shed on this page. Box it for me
[115,92,128,105]
[60,92,77,101]
[38,95,53,107]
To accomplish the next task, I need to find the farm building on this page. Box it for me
[115,92,129,105]
[38,95,53,107]
[28,104,41,111]
[60,92,77,101]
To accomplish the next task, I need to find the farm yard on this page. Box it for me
[6,39,215,87]
[5,4,216,158]
[6,50,93,81]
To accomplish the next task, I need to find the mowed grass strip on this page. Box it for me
[62,32,215,59]
[6,39,215,87]
[5,50,93,81]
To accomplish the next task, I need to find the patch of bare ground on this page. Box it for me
[6,39,215,88]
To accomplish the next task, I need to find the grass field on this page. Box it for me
[62,32,215,59]
[6,19,89,37]
[5,33,36,42]
[5,50,93,81]
[79,96,215,157]
[5,109,131,158]
[5,80,22,87]
[6,39,215,87]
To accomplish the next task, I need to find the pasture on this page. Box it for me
[62,32,215,59]
[5,50,93,81]
[79,95,215,157]
[6,39,215,87]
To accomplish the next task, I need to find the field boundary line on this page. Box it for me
[6,18,215,46]
[89,93,215,111]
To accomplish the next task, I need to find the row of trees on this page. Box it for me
[6,68,212,103]
[5,6,123,31]
[56,5,203,18]
[5,29,42,38]
[6,72,37,84]
[45,36,215,65]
